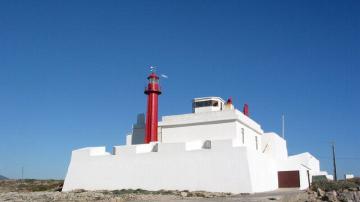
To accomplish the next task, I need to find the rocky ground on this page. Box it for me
[0,179,359,201]
[306,187,360,202]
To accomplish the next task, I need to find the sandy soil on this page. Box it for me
[0,180,329,202]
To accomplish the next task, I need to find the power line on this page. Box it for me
[316,156,360,160]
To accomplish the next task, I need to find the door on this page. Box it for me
[278,170,300,188]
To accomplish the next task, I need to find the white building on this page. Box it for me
[63,97,330,193]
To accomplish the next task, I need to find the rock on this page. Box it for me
[180,191,188,197]
[53,185,63,192]
[317,188,325,197]
[202,192,215,198]
[338,192,355,202]
[324,191,338,202]
[353,191,360,202]
[321,195,329,201]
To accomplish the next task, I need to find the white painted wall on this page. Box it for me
[245,147,278,192]
[161,121,237,143]
[63,139,279,193]
[261,132,288,160]
[345,174,354,179]
[159,109,263,144]
[235,122,262,151]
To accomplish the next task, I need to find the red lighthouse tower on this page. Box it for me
[144,71,161,143]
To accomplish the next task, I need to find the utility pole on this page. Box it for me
[332,142,337,181]
[21,166,24,181]
[282,114,285,139]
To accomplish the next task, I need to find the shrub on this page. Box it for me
[347,177,360,186]
[24,179,36,183]
[111,189,134,195]
[30,185,50,192]
[311,180,357,192]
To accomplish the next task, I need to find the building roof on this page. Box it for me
[192,97,225,103]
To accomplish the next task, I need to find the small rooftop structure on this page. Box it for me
[192,97,225,113]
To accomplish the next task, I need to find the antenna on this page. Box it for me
[282,114,285,139]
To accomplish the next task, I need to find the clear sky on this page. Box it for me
[0,0,359,179]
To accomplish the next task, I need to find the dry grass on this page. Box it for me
[0,179,63,192]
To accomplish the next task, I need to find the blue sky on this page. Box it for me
[0,0,359,179]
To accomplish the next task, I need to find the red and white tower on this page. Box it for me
[144,72,161,143]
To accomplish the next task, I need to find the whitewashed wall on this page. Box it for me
[63,139,279,193]
[159,109,263,144]
[161,121,237,143]
[235,122,262,151]
[261,132,288,160]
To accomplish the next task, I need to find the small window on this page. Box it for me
[149,78,157,83]
[241,128,245,144]
[255,136,258,150]
[194,100,218,108]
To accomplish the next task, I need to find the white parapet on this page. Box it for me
[63,134,321,193]
[63,138,282,193]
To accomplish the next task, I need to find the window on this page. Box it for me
[194,100,218,108]
[255,136,258,150]
[212,100,218,107]
[241,128,245,144]
[149,78,158,83]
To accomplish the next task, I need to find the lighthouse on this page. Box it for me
[63,71,329,193]
[144,71,161,143]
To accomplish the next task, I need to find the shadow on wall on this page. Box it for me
[131,113,145,144]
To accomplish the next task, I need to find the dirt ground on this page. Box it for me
[0,179,324,202]
[0,191,309,202]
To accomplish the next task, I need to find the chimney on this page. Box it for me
[226,97,232,105]
[243,104,249,116]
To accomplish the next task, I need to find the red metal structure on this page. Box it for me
[226,97,233,105]
[243,103,249,116]
[144,72,161,143]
